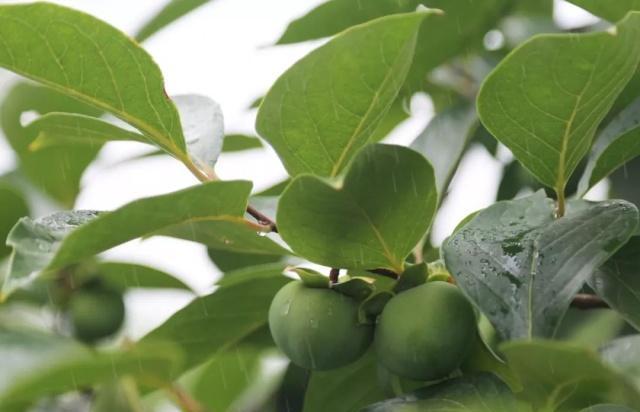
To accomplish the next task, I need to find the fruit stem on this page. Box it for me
[329,268,340,284]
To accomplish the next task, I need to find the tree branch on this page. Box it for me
[570,293,609,309]
[329,268,340,284]
[246,205,278,232]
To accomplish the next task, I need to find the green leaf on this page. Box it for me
[135,0,213,42]
[578,97,640,194]
[410,102,478,195]
[278,144,437,272]
[568,1,640,22]
[257,12,428,177]
[442,191,639,339]
[0,3,187,157]
[90,261,192,291]
[362,373,529,412]
[222,134,263,152]
[477,13,640,194]
[579,406,636,412]
[0,83,102,206]
[27,113,148,150]
[290,268,330,289]
[0,185,29,259]
[393,262,427,294]
[501,340,640,411]
[369,98,410,143]
[207,248,282,272]
[276,0,510,94]
[0,329,181,411]
[302,350,383,412]
[276,0,422,44]
[589,236,640,330]
[189,330,272,412]
[600,335,640,386]
[2,181,253,297]
[142,265,289,371]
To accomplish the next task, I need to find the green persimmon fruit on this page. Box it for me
[375,281,476,380]
[69,287,125,343]
[269,281,373,370]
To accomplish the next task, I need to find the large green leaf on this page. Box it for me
[409,102,478,196]
[276,0,422,44]
[278,144,437,272]
[2,181,253,296]
[0,184,28,259]
[257,12,427,177]
[578,97,640,194]
[189,330,273,412]
[26,113,147,150]
[276,0,510,94]
[142,264,288,372]
[0,83,102,206]
[501,340,640,411]
[303,351,383,412]
[477,13,640,195]
[0,329,181,411]
[362,373,529,412]
[589,236,640,330]
[90,261,192,292]
[568,1,640,22]
[136,0,213,42]
[0,3,186,157]
[442,191,639,340]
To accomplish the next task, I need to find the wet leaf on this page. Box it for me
[362,373,528,412]
[501,340,640,411]
[302,350,382,412]
[277,144,437,272]
[0,3,187,157]
[567,1,640,22]
[136,0,214,42]
[0,83,102,207]
[588,236,640,330]
[2,181,253,297]
[410,102,478,196]
[142,265,289,371]
[257,12,428,177]
[478,13,640,193]
[442,191,639,339]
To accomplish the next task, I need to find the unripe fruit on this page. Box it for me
[269,281,373,370]
[375,282,476,381]
[69,287,125,343]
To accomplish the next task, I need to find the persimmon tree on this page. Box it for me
[0,1,640,411]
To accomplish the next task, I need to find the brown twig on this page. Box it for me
[246,205,278,232]
[570,293,609,309]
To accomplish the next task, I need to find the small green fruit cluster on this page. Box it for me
[268,280,476,380]
[69,281,125,343]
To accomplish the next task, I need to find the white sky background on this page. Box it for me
[0,0,601,338]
